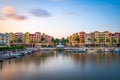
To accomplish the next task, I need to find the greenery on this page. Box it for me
[41,36,45,43]
[16,38,22,43]
[61,37,68,46]
[81,40,85,43]
[88,38,91,41]
[119,39,120,43]
[106,38,110,43]
[112,39,117,43]
[0,46,25,51]
[94,38,97,42]
[74,35,80,43]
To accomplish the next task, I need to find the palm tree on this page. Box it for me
[94,38,97,47]
[75,35,80,43]
[99,38,104,47]
[61,37,66,45]
[118,39,120,43]
[30,40,34,47]
[112,39,117,47]
[61,37,69,46]
[51,38,55,46]
[106,38,110,47]
[87,38,91,47]
[55,38,60,46]
[41,36,45,43]
[17,38,22,45]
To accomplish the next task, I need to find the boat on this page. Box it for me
[56,43,64,51]
[2,53,10,59]
[78,48,86,52]
[114,48,120,53]
[101,48,110,52]
[87,49,98,53]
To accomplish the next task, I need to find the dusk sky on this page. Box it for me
[0,0,120,38]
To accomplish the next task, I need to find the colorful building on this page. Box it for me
[25,32,30,44]
[79,32,85,46]
[30,34,36,43]
[15,32,24,44]
[115,32,120,46]
[85,33,92,46]
[9,33,16,44]
[0,33,10,46]
[92,31,110,47]
[35,32,41,43]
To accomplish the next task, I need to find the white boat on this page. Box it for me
[101,48,110,52]
[87,49,98,53]
[2,53,10,59]
[114,48,120,53]
[78,48,86,52]
[10,53,18,58]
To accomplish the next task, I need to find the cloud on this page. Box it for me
[65,12,79,16]
[2,6,27,20]
[0,16,5,20]
[30,8,51,17]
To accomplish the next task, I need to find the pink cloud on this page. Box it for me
[2,6,26,20]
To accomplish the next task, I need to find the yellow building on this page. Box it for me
[25,32,30,44]
[9,33,16,43]
[94,31,110,47]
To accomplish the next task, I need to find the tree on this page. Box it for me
[81,40,85,43]
[94,38,97,47]
[17,38,22,44]
[74,35,80,43]
[118,39,120,43]
[106,38,110,47]
[87,38,91,47]
[41,36,45,43]
[112,39,117,46]
[88,38,91,42]
[99,38,104,47]
[61,37,69,46]
[112,39,117,43]
[51,38,55,46]
[55,38,60,46]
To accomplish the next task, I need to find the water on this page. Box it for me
[0,51,120,80]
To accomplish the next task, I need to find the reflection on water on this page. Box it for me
[0,51,120,80]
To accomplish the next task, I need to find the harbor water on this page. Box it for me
[0,51,120,80]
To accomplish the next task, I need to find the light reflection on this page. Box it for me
[0,51,120,80]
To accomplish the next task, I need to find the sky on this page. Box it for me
[0,0,120,38]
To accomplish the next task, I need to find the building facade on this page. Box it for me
[85,33,92,46]
[15,32,24,44]
[0,33,10,46]
[25,32,30,44]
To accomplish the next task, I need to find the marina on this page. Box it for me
[0,50,120,80]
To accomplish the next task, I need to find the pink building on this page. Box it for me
[79,32,86,46]
[30,34,36,43]
[35,32,41,43]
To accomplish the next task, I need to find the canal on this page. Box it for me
[0,51,120,80]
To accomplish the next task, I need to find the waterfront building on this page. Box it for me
[15,32,24,45]
[85,33,92,46]
[93,31,110,47]
[115,32,120,46]
[35,32,41,43]
[0,33,10,46]
[9,33,16,45]
[30,34,36,43]
[79,32,86,46]
[25,32,30,44]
